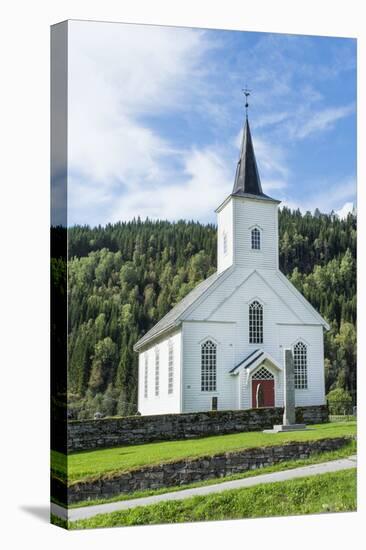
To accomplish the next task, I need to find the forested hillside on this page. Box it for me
[52,208,356,419]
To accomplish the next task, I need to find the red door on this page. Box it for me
[252,379,275,408]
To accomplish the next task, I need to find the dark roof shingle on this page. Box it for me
[232,118,279,203]
[229,349,264,374]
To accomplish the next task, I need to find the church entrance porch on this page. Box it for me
[251,366,275,408]
[230,350,282,410]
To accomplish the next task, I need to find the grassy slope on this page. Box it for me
[52,422,356,484]
[66,469,356,529]
[62,438,356,508]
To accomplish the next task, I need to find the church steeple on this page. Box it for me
[232,117,274,199]
[231,88,276,200]
[216,100,281,274]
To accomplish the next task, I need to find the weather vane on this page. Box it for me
[242,86,251,118]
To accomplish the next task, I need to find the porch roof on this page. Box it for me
[229,349,282,375]
[229,349,263,373]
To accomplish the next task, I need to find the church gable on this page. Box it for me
[184,269,304,326]
[261,270,329,328]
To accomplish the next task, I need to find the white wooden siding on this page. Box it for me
[217,196,278,272]
[180,268,325,412]
[182,321,237,412]
[186,268,322,327]
[217,199,234,273]
[138,329,182,415]
[233,197,279,270]
[278,324,325,406]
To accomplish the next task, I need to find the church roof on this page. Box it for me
[134,262,329,353]
[133,268,230,351]
[231,118,278,203]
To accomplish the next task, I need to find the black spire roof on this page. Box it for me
[232,117,278,202]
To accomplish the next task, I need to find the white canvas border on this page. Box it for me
[0,1,364,549]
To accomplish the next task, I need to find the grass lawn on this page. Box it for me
[59,438,356,508]
[52,421,355,484]
[64,468,356,529]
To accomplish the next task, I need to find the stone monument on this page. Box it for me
[264,348,306,433]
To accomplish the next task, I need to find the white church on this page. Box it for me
[134,114,329,416]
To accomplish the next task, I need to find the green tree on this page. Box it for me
[334,322,357,395]
[88,337,117,393]
[62,209,356,419]
[326,388,353,415]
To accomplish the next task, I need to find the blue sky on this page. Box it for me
[66,20,356,226]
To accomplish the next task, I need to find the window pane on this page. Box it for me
[223,232,228,255]
[201,340,217,392]
[251,228,261,250]
[249,300,263,343]
[294,342,308,389]
[144,355,148,398]
[168,340,174,394]
[155,347,160,397]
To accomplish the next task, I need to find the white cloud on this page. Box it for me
[232,130,289,199]
[254,111,290,130]
[234,35,355,145]
[292,104,355,140]
[335,202,355,219]
[261,179,288,193]
[65,23,356,226]
[280,177,356,215]
[108,146,232,223]
[234,131,289,180]
[67,20,218,224]
[253,136,289,180]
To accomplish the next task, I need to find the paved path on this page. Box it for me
[52,455,357,522]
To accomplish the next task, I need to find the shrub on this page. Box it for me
[326,388,353,415]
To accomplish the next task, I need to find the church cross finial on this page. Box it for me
[242,86,251,119]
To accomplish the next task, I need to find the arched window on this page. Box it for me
[294,341,308,389]
[201,340,217,392]
[249,300,263,343]
[168,340,174,394]
[251,227,261,250]
[155,347,160,397]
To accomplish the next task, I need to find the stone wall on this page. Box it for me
[66,405,328,452]
[58,436,349,504]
